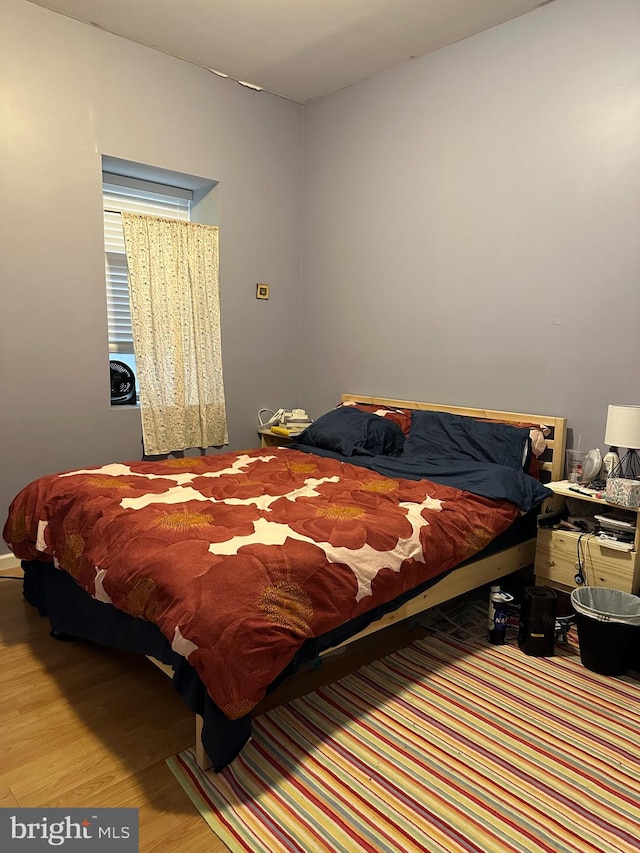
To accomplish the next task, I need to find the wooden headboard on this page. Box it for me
[341,394,567,484]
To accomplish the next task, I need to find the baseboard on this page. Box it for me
[0,552,22,576]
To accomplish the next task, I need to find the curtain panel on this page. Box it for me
[121,213,228,455]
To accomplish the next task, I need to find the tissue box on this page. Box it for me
[605,477,640,508]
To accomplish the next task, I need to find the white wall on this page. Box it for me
[301,0,640,453]
[0,0,303,551]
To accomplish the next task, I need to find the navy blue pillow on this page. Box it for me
[404,411,530,471]
[296,407,405,457]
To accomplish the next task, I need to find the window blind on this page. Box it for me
[104,175,191,354]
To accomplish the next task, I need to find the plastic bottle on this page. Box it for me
[602,446,620,479]
[488,585,514,645]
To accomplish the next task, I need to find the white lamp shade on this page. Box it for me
[604,405,640,449]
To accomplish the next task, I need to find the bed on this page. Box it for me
[3,395,566,771]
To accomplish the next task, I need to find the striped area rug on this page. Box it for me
[168,632,640,853]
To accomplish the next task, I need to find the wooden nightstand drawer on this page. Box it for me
[535,528,636,592]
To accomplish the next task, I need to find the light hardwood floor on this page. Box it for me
[0,565,432,851]
[0,567,220,852]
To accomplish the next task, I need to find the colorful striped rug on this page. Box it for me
[167,631,640,853]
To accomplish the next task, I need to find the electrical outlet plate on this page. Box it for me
[256,283,270,300]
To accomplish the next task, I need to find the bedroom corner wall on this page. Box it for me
[300,0,640,452]
[0,0,303,554]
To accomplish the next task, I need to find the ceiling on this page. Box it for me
[29,0,551,104]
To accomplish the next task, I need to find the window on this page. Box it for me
[103,173,193,394]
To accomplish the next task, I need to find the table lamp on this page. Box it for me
[604,404,640,479]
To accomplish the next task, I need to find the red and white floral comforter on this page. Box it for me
[4,448,518,718]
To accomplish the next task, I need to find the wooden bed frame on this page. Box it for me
[153,395,567,769]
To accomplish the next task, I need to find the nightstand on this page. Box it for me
[257,427,294,448]
[534,481,640,594]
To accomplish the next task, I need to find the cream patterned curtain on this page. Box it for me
[121,213,228,455]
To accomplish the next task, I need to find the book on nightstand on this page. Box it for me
[270,424,311,437]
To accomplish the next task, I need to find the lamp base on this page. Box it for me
[610,449,640,480]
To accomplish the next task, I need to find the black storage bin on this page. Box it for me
[518,586,557,656]
[571,587,640,676]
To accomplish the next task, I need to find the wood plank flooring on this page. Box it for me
[0,565,432,851]
[0,567,220,852]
